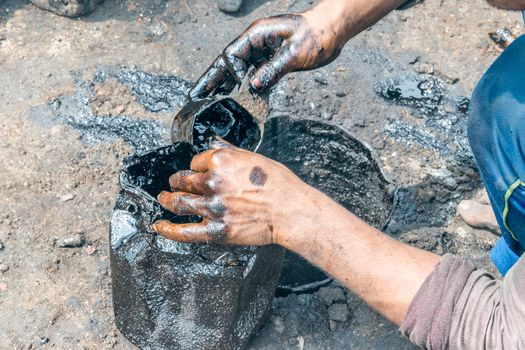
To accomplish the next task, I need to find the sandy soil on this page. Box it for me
[0,0,522,349]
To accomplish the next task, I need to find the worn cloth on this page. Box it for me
[468,34,525,275]
[401,253,525,349]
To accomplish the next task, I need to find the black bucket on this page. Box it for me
[110,142,285,350]
[257,117,396,293]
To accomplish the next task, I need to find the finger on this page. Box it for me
[152,220,216,243]
[251,46,295,91]
[190,149,221,173]
[169,170,214,195]
[223,18,293,82]
[189,56,236,100]
[215,78,237,96]
[158,191,224,218]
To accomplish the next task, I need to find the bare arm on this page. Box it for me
[278,192,440,325]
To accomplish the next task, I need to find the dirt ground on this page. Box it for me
[0,0,523,349]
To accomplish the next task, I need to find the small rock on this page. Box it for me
[0,241,4,251]
[86,245,96,255]
[216,0,243,12]
[321,112,333,121]
[414,62,435,75]
[317,286,346,306]
[56,233,84,248]
[271,315,285,334]
[0,264,9,273]
[297,336,305,350]
[328,303,350,322]
[58,193,74,202]
[334,90,346,97]
[409,55,421,65]
[442,177,458,190]
[314,76,328,85]
[428,168,456,190]
[39,337,49,345]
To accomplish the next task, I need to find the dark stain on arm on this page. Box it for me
[249,166,268,187]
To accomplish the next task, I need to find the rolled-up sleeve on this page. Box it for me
[400,253,525,349]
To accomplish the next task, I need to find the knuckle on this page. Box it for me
[207,221,229,241]
[204,175,221,192]
[168,173,178,187]
[172,193,185,208]
[169,172,183,187]
[224,45,238,58]
[207,196,226,217]
[210,150,227,164]
[249,18,265,29]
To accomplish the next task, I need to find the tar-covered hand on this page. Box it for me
[189,11,347,99]
[152,140,314,246]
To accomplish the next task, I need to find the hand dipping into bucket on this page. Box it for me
[153,138,317,246]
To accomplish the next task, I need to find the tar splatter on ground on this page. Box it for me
[0,0,517,348]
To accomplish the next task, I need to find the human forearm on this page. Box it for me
[276,189,440,325]
[305,0,406,44]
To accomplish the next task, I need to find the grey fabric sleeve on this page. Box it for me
[400,254,476,349]
[400,253,525,349]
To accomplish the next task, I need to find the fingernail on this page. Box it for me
[151,222,160,232]
[157,191,167,202]
[250,79,261,93]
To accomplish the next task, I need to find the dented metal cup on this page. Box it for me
[171,75,269,151]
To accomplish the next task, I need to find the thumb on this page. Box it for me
[251,47,295,92]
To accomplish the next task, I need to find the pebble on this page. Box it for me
[0,264,9,273]
[428,168,457,190]
[328,303,350,322]
[0,241,4,251]
[317,286,346,306]
[86,245,96,255]
[321,112,333,121]
[334,90,347,97]
[271,315,285,334]
[314,76,328,85]
[56,233,84,248]
[58,193,74,202]
[329,319,338,332]
[39,337,49,345]
[216,0,243,12]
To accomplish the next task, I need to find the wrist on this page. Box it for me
[271,185,341,250]
[305,0,407,45]
[303,1,352,48]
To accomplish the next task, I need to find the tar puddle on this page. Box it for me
[375,73,479,234]
[29,66,192,153]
